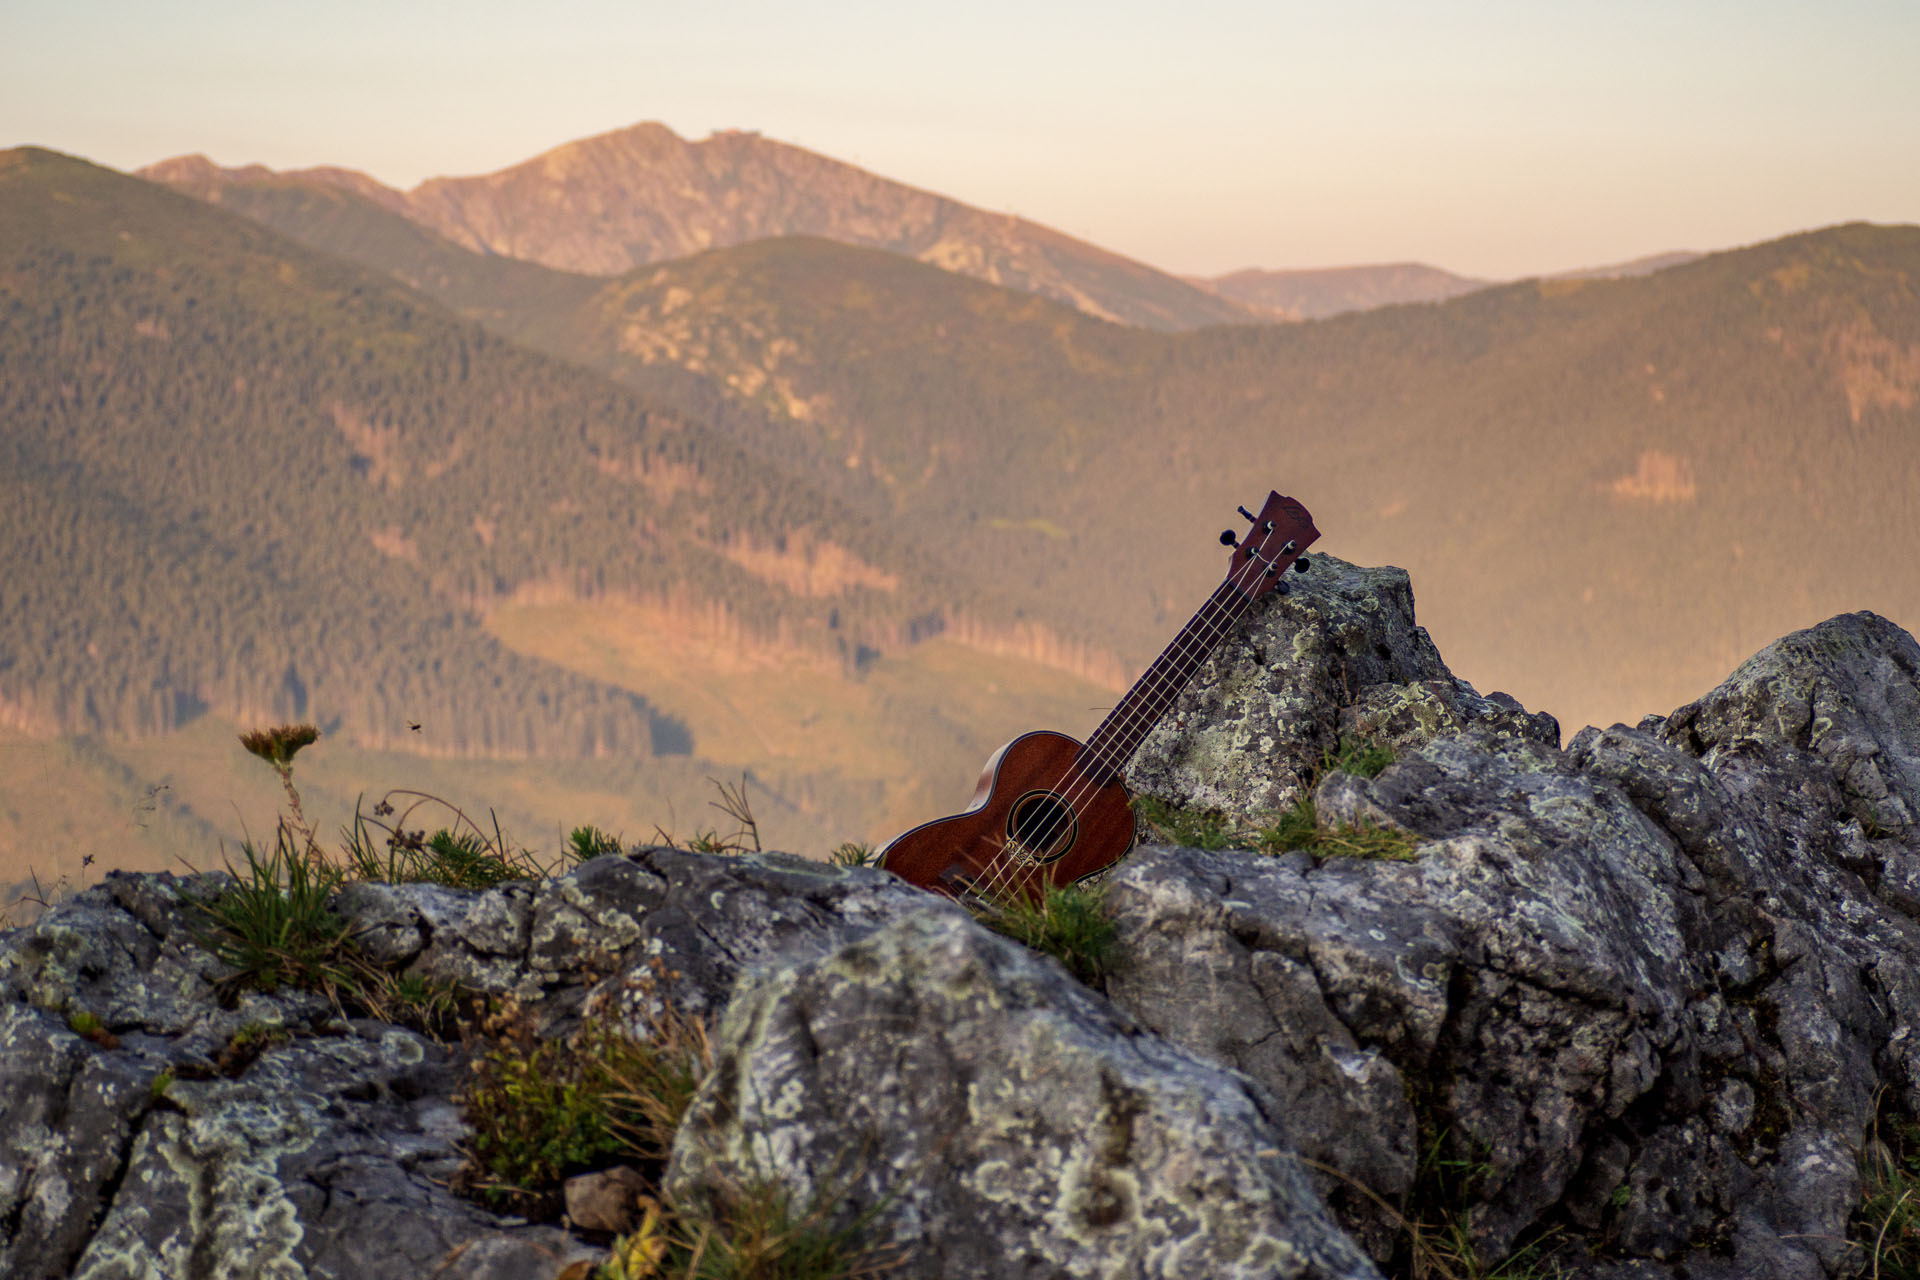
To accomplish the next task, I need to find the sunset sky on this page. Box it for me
[6,0,1916,278]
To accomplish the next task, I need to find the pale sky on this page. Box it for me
[5,0,1917,279]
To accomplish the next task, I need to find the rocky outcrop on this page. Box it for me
[669,911,1379,1279]
[4,555,1918,1279]
[1128,554,1560,816]
[1114,560,1920,1278]
[0,850,1367,1278]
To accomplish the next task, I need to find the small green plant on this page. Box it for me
[1131,795,1235,851]
[460,1002,632,1205]
[459,970,715,1214]
[214,1020,292,1076]
[195,825,355,997]
[828,842,877,868]
[572,825,625,859]
[1852,1090,1920,1279]
[976,882,1119,987]
[66,1007,119,1048]
[149,1070,174,1101]
[344,791,570,889]
[1326,737,1397,780]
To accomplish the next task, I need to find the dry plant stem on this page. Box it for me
[708,776,761,853]
[273,765,321,860]
[1877,1190,1911,1280]
[1297,1156,1483,1280]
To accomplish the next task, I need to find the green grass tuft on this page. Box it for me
[828,841,877,868]
[1326,737,1397,779]
[1136,736,1416,864]
[570,825,625,859]
[1255,798,1419,862]
[1130,794,1235,851]
[194,825,355,997]
[1852,1091,1920,1279]
[344,791,574,890]
[975,882,1119,987]
[458,972,714,1215]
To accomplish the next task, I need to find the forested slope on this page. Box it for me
[0,148,968,755]
[142,155,1920,730]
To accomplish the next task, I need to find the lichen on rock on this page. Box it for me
[666,909,1382,1280]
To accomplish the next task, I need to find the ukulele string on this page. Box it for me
[974,537,1287,902]
[975,549,1275,901]
[990,554,1268,901]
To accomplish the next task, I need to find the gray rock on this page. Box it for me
[564,1165,652,1234]
[9,582,1920,1280]
[1107,735,1690,1262]
[1127,554,1558,817]
[339,848,954,1023]
[666,909,1383,1280]
[1113,590,1920,1279]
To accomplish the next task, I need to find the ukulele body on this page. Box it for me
[877,730,1135,902]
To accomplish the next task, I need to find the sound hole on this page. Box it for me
[1006,790,1077,865]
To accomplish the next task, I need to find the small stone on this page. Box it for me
[564,1166,654,1234]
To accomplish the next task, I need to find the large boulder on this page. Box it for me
[666,909,1382,1280]
[7,558,1919,1280]
[0,872,592,1280]
[0,849,948,1279]
[1127,554,1559,816]
[1110,576,1920,1279]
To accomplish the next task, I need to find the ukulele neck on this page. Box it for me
[1079,579,1256,781]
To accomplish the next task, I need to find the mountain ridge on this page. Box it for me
[142,123,1259,331]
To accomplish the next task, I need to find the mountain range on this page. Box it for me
[139,122,1712,331]
[141,124,1257,331]
[138,139,1920,729]
[6,123,1918,898]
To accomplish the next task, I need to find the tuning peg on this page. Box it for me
[1219,530,1238,547]
[1237,505,1257,523]
[1294,555,1311,573]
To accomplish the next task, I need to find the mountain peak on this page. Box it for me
[144,123,1255,330]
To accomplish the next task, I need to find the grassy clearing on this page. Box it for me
[486,600,1118,845]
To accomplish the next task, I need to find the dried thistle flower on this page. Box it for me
[238,723,320,769]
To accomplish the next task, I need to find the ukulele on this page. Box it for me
[878,490,1320,903]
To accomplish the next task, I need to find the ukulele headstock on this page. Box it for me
[1223,490,1321,602]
